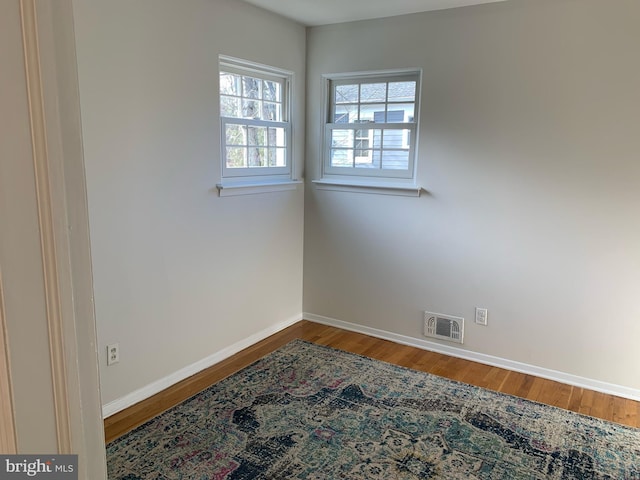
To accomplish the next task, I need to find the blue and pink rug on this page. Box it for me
[107,340,640,479]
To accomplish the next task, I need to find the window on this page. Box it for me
[322,71,421,184]
[219,56,294,189]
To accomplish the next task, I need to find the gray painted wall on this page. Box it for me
[304,0,640,389]
[73,0,640,407]
[73,0,305,405]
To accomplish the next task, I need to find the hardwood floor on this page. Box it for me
[104,320,640,443]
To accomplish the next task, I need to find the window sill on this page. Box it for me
[312,179,423,197]
[216,180,302,197]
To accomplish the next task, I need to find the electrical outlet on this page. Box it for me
[107,343,119,366]
[475,308,488,326]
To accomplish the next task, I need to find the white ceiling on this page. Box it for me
[242,0,509,26]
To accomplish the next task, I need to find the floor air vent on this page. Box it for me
[423,311,464,344]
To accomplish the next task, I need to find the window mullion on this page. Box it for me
[384,82,389,123]
[222,117,287,129]
[352,122,357,168]
[379,126,385,168]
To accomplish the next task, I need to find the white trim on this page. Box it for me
[313,179,422,197]
[12,1,107,475]
[0,270,16,453]
[303,312,640,402]
[220,54,294,80]
[20,0,72,452]
[322,67,422,81]
[102,314,304,418]
[217,179,302,197]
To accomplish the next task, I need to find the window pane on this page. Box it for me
[360,83,386,103]
[371,129,383,149]
[360,104,385,123]
[381,149,409,170]
[383,129,409,149]
[387,105,414,123]
[220,73,240,95]
[335,84,358,104]
[226,147,246,168]
[247,126,267,146]
[242,76,261,99]
[263,102,281,121]
[355,150,380,169]
[331,129,354,148]
[263,80,280,101]
[248,147,267,167]
[225,124,245,145]
[334,105,357,124]
[388,81,416,101]
[372,150,382,168]
[330,149,353,167]
[221,96,240,117]
[268,147,286,167]
[268,127,286,147]
[355,130,369,152]
[242,100,261,119]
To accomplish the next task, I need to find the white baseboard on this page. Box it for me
[304,312,640,402]
[102,314,303,418]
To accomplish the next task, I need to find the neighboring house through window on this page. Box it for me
[317,70,422,195]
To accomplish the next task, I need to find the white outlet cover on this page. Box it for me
[475,308,488,326]
[107,343,119,366]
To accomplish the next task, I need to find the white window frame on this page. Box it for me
[320,70,422,189]
[218,56,297,194]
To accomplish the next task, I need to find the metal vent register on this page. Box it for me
[423,311,464,344]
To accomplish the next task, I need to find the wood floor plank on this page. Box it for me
[567,386,584,415]
[481,367,510,392]
[612,396,635,427]
[530,378,573,410]
[578,388,596,418]
[458,360,493,388]
[588,391,612,422]
[498,371,535,399]
[104,320,640,442]
[410,351,444,375]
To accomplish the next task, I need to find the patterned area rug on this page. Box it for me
[107,340,640,479]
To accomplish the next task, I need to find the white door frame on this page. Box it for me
[1,0,106,476]
[0,271,17,453]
